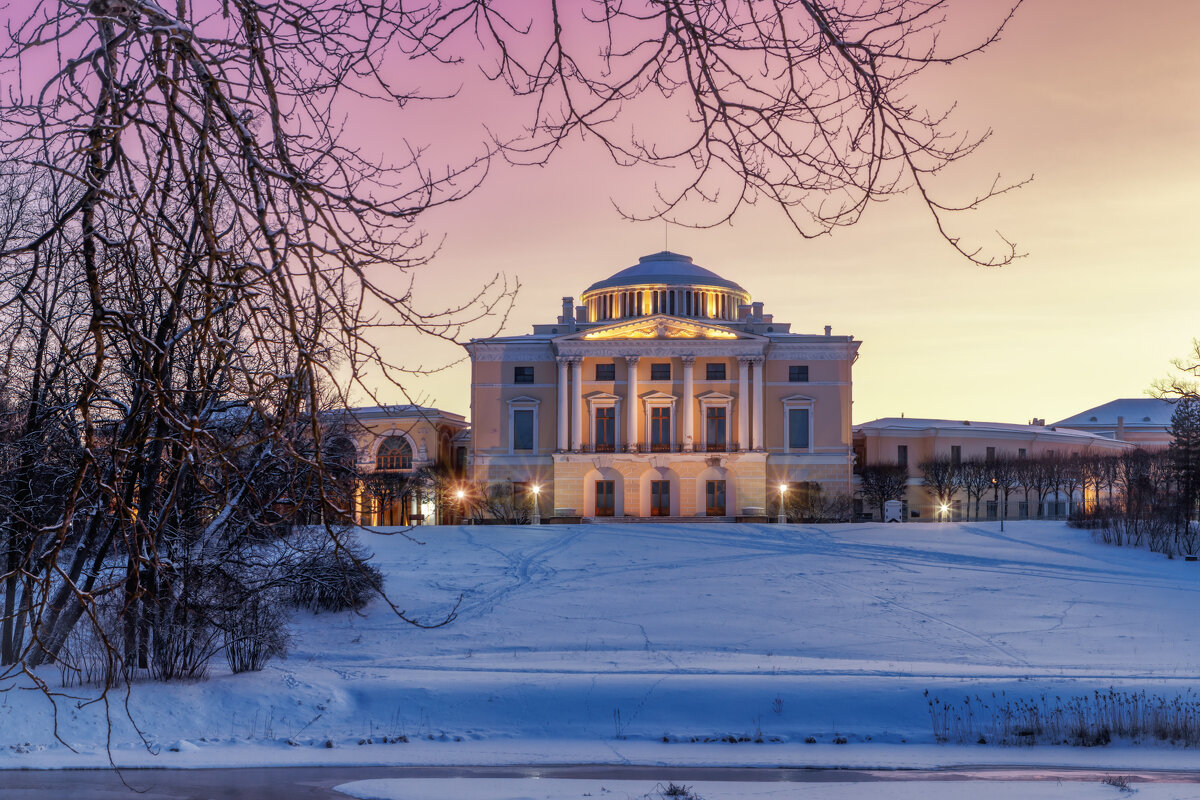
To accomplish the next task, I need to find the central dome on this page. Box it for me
[582,251,747,294]
[579,252,751,323]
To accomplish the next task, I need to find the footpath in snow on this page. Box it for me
[4,520,1200,772]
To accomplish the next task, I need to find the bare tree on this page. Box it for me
[958,458,994,520]
[439,1,1027,264]
[858,464,909,521]
[1155,340,1200,401]
[918,457,961,520]
[990,455,1019,522]
[1,0,1026,711]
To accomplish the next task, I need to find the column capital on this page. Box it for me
[624,355,640,366]
[680,354,697,366]
[749,355,766,365]
[556,356,573,365]
[737,355,755,366]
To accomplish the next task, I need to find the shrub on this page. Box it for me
[223,590,292,673]
[288,536,384,613]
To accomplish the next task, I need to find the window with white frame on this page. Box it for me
[507,397,540,453]
[586,393,621,452]
[641,392,677,452]
[696,391,734,451]
[780,395,815,453]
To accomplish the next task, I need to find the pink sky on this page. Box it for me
[350,0,1200,426]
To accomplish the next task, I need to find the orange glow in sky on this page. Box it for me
[351,0,1200,426]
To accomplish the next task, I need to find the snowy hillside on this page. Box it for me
[5,521,1200,770]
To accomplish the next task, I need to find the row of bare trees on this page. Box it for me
[858,450,1178,523]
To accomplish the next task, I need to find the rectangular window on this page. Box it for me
[595,407,615,452]
[1018,448,1027,458]
[705,363,726,380]
[897,444,908,469]
[650,362,671,381]
[986,446,996,461]
[650,480,671,516]
[512,409,534,451]
[514,366,534,384]
[595,363,615,381]
[705,480,727,516]
[789,365,809,382]
[986,500,998,519]
[595,480,615,517]
[787,408,810,450]
[950,445,962,465]
[650,407,671,451]
[1018,501,1029,519]
[705,407,727,451]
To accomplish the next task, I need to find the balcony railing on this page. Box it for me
[563,442,743,454]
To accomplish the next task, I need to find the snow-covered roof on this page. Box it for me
[1051,398,1175,428]
[582,251,748,295]
[854,417,1121,443]
[346,405,468,426]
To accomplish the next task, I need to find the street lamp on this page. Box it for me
[531,484,541,525]
[777,483,787,524]
[455,487,467,524]
[938,502,950,522]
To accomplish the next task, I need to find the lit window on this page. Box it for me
[376,436,412,470]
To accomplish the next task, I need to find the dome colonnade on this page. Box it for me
[580,252,751,323]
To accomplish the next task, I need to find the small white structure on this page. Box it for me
[883,499,904,523]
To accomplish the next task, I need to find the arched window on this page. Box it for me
[376,436,413,470]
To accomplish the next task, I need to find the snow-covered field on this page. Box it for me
[5,520,1200,782]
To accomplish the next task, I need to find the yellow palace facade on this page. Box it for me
[465,252,860,519]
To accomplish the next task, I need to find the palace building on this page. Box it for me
[465,251,860,519]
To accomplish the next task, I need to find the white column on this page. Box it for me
[556,358,569,452]
[571,358,583,452]
[625,356,640,452]
[751,356,765,451]
[737,357,750,451]
[681,355,695,452]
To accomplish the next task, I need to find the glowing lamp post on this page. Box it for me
[455,487,467,524]
[938,502,950,522]
[531,484,541,525]
[777,483,788,524]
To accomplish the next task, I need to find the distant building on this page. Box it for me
[853,417,1132,521]
[337,405,469,525]
[1050,398,1175,449]
[465,251,860,519]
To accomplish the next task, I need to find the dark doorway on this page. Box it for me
[595,480,615,517]
[706,480,726,516]
[650,480,671,516]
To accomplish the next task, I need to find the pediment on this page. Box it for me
[555,314,760,343]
